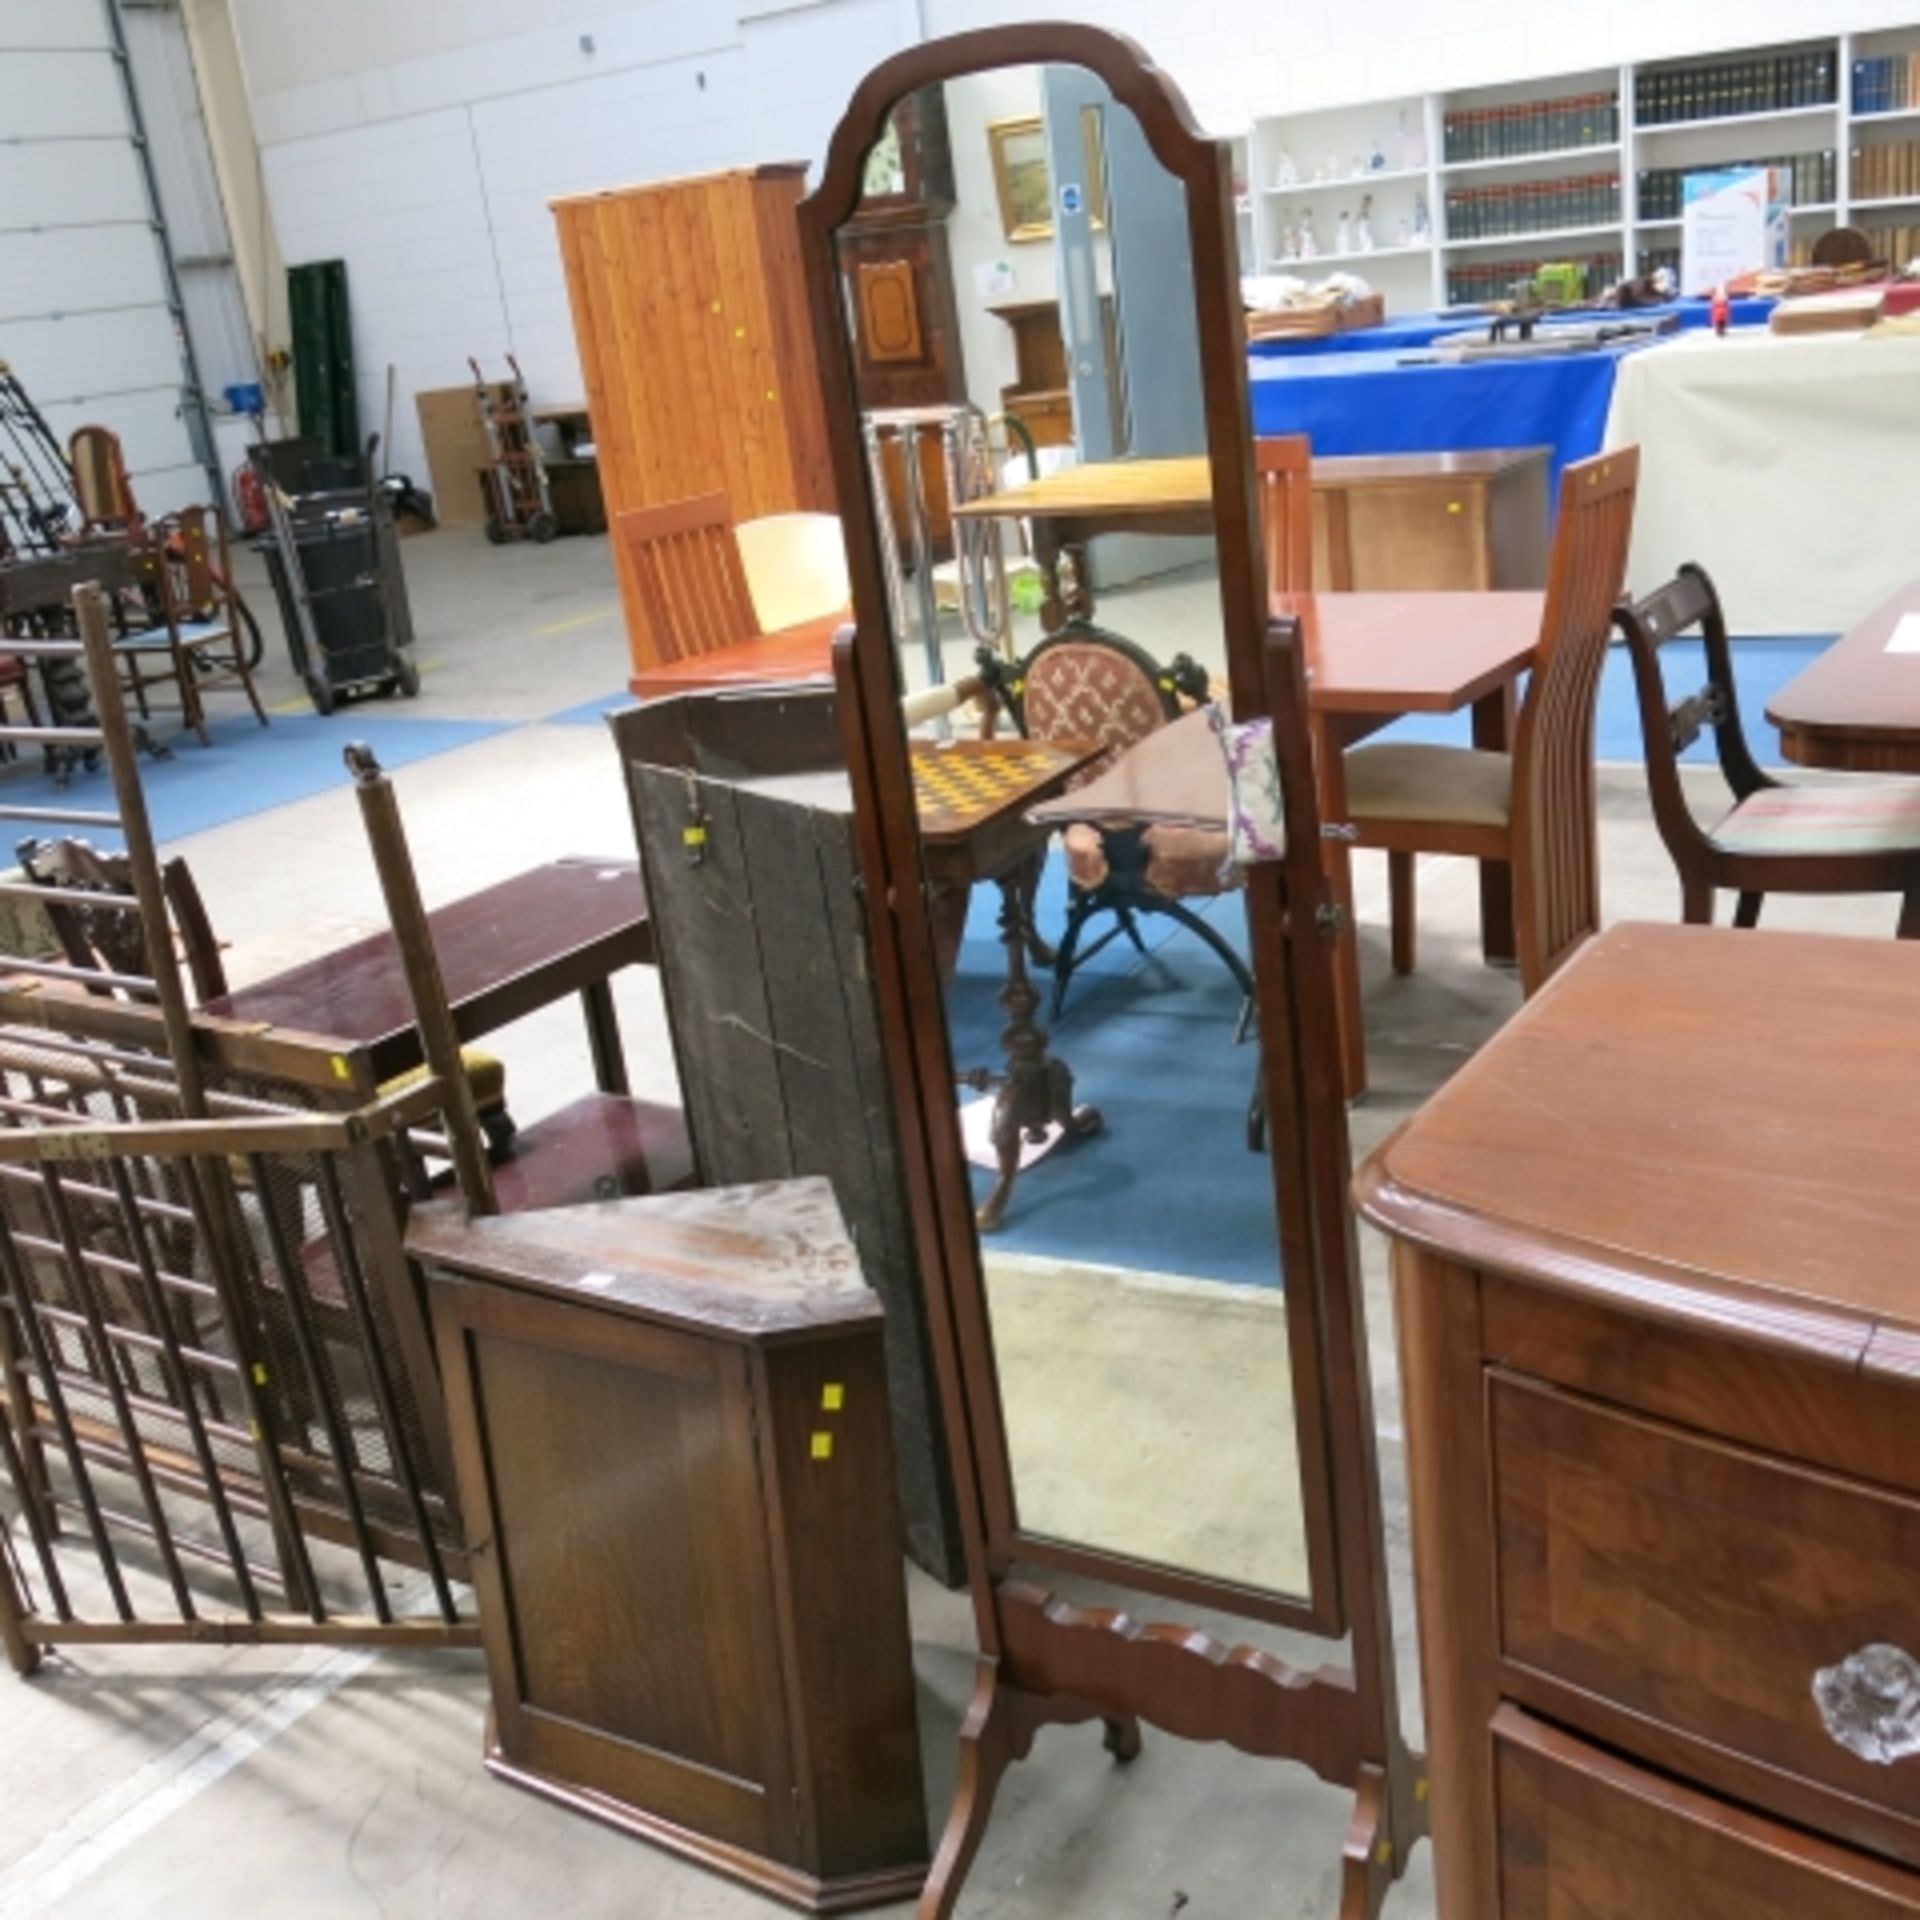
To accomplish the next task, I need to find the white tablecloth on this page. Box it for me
[1603,327,1920,634]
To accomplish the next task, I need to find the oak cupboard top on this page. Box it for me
[1355,924,1920,1374]
[408,1177,878,1344]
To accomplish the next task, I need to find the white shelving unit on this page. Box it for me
[1242,21,1920,315]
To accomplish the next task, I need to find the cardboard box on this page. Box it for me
[414,382,513,527]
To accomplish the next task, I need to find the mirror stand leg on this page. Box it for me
[918,1660,1023,1920]
[920,1659,1139,1918]
[1336,1763,1405,1920]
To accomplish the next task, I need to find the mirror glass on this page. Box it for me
[834,65,1309,1605]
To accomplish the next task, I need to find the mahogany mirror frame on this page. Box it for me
[798,24,1422,1916]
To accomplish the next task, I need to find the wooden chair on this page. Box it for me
[116,507,268,744]
[1255,432,1316,594]
[1616,563,1920,936]
[980,628,1236,1017]
[615,493,760,673]
[1342,446,1640,993]
[68,424,143,535]
[733,511,849,632]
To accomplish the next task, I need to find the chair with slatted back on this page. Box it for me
[115,507,268,744]
[616,493,761,677]
[1342,446,1640,995]
[1255,433,1315,595]
[1616,563,1920,937]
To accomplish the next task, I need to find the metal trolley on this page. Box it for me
[469,354,556,545]
[250,437,419,715]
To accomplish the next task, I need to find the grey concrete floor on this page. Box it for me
[0,527,1902,1919]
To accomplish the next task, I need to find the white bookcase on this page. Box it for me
[1244,23,1920,313]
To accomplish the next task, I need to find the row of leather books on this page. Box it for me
[1636,151,1837,221]
[1853,54,1920,115]
[1444,251,1621,306]
[1441,94,1618,165]
[1862,222,1920,265]
[1851,140,1920,201]
[1636,51,1836,125]
[1445,174,1621,241]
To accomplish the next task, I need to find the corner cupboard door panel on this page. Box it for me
[467,1302,789,1856]
[1495,1708,1920,1919]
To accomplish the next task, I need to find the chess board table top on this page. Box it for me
[910,735,1103,886]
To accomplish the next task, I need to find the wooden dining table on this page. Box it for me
[1767,579,1920,773]
[626,611,846,702]
[1031,590,1545,1100]
[950,449,1550,631]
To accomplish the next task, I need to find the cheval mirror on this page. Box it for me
[799,25,1422,1918]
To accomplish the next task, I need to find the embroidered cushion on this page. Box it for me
[1209,709,1286,865]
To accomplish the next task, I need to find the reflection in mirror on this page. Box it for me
[834,67,1310,1605]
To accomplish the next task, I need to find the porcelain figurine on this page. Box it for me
[1369,141,1387,173]
[1399,107,1427,170]
[1298,209,1318,258]
[1335,210,1354,255]
[1355,195,1375,252]
[1274,147,1299,188]
[1412,192,1431,239]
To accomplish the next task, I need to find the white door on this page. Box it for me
[0,0,213,519]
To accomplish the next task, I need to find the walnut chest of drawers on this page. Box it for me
[1358,924,1920,1917]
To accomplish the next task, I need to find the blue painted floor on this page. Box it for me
[0,710,508,852]
[944,859,1277,1289]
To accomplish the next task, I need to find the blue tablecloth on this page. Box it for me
[1249,338,1662,493]
[1251,294,1775,356]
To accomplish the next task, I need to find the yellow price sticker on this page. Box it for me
[331,1054,351,1082]
[810,1432,834,1462]
[821,1383,844,1412]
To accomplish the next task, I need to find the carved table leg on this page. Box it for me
[977,863,1100,1234]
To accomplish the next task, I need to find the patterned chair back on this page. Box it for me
[1017,626,1197,783]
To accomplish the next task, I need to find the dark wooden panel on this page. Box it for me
[1491,1372,1920,1829]
[623,734,964,1586]
[755,1330,930,1881]
[1496,1708,1920,1918]
[628,765,797,1186]
[472,1324,776,1791]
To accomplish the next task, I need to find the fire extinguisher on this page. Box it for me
[232,461,267,535]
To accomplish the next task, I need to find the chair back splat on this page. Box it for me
[615,494,760,670]
[1616,562,1773,862]
[996,625,1205,782]
[1509,446,1640,988]
[1254,433,1314,596]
